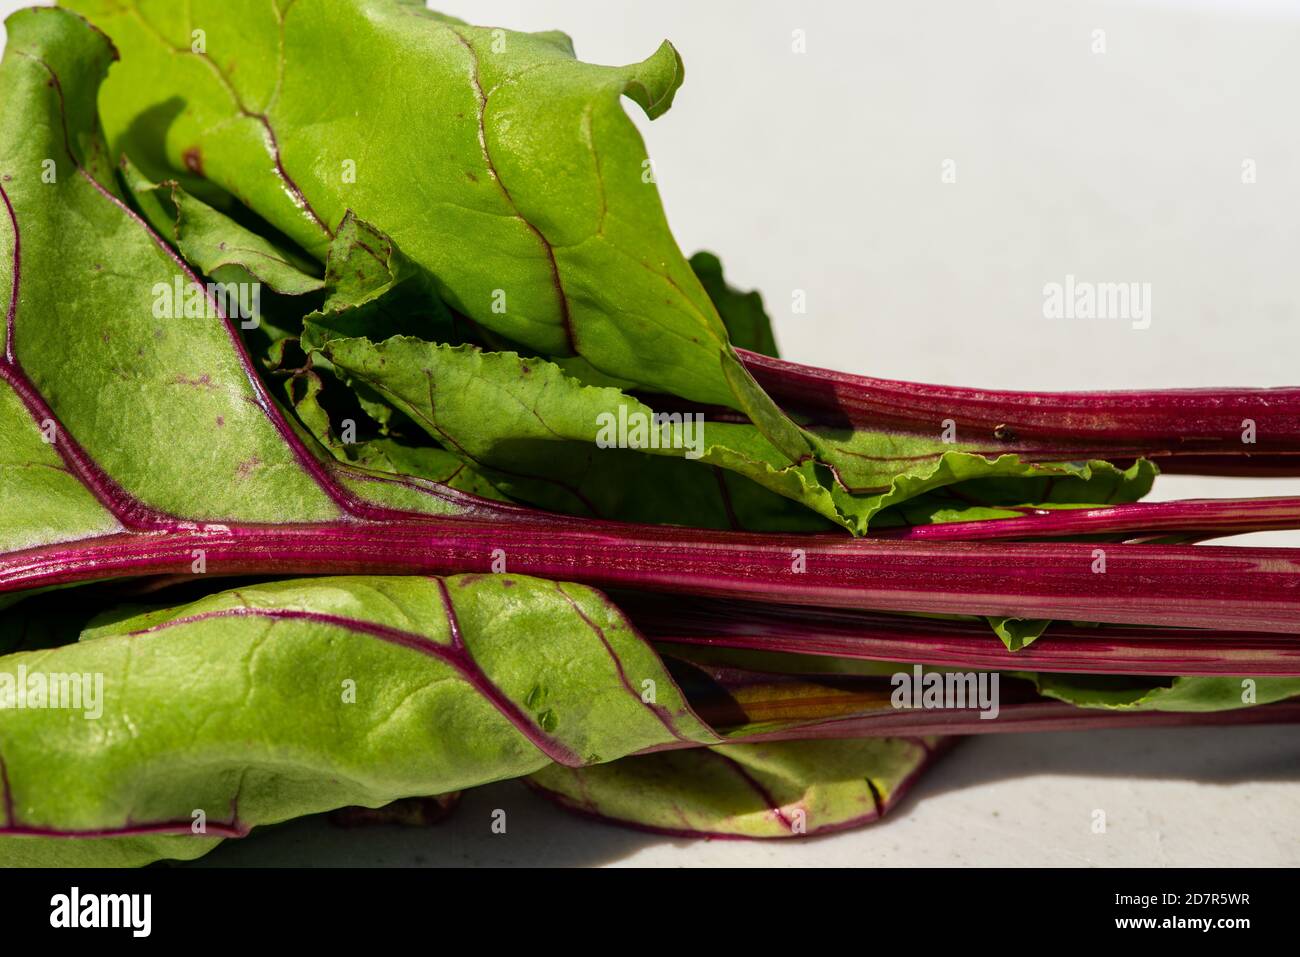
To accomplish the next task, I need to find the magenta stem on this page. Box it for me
[631,597,1300,676]
[877,495,1300,541]
[6,519,1300,633]
[740,349,1300,474]
[706,697,1300,742]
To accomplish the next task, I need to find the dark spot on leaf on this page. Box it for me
[235,456,262,480]
[182,146,204,177]
[465,170,478,183]
[216,415,225,427]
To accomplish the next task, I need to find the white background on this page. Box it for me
[3,0,1297,866]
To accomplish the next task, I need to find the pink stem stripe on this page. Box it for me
[4,521,1300,633]
[740,349,1300,470]
[703,697,1300,742]
[631,598,1300,676]
[875,495,1300,542]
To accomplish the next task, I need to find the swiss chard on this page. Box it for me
[9,11,1298,629]
[60,0,1191,537]
[0,574,712,865]
[26,573,1191,861]
[0,2,1297,868]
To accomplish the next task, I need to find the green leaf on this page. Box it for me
[1027,673,1300,713]
[316,335,830,529]
[0,380,121,554]
[316,333,1155,533]
[690,251,778,357]
[872,461,1158,530]
[0,574,718,866]
[277,361,509,502]
[348,438,511,503]
[119,156,324,296]
[0,6,478,563]
[63,0,815,465]
[809,438,1156,535]
[302,212,456,346]
[987,616,1051,652]
[528,738,939,839]
[63,0,1165,524]
[0,8,338,526]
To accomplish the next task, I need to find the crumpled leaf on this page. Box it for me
[0,574,718,866]
[119,156,324,296]
[528,737,941,839]
[317,335,832,530]
[278,359,511,504]
[872,461,1158,531]
[315,333,1156,533]
[63,0,815,467]
[289,219,1154,533]
[301,211,457,351]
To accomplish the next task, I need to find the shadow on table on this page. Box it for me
[193,778,687,868]
[895,723,1300,809]
[193,724,1299,867]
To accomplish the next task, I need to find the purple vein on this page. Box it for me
[0,819,247,840]
[876,495,1300,542]
[124,601,582,769]
[1,178,17,363]
[10,49,435,525]
[0,176,168,529]
[126,4,332,237]
[706,750,796,833]
[250,113,332,237]
[556,582,702,744]
[0,576,599,836]
[0,749,14,829]
[447,24,578,354]
[447,583,587,767]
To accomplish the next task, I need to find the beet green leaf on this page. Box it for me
[528,737,941,839]
[0,573,718,865]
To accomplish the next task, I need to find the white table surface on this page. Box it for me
[3,0,1296,866]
